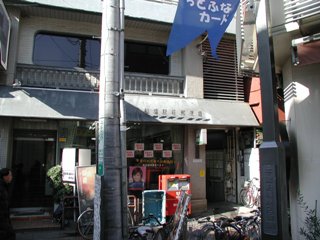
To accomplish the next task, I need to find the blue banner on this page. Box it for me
[166,0,240,58]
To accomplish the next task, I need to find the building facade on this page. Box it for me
[239,0,320,239]
[0,0,259,215]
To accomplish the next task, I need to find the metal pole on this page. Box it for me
[256,0,290,239]
[96,0,123,239]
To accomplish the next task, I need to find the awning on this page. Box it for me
[0,87,259,127]
[125,95,259,127]
[0,87,98,120]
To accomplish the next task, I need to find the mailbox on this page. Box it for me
[158,174,191,216]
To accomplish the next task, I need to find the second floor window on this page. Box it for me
[125,41,169,75]
[33,33,169,74]
[33,33,100,70]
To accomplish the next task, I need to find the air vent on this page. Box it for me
[203,38,245,101]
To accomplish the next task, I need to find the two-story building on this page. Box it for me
[239,0,320,238]
[0,0,259,216]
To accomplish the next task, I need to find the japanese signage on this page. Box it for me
[126,150,135,158]
[144,150,154,158]
[172,143,182,151]
[61,148,76,182]
[134,143,145,151]
[167,0,240,58]
[153,143,163,151]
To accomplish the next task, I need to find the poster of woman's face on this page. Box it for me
[128,166,146,190]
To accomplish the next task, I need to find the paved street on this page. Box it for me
[14,203,254,240]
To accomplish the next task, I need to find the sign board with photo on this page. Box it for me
[76,165,96,214]
[128,166,146,190]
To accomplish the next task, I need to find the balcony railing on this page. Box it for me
[15,64,185,96]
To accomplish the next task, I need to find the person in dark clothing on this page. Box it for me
[0,168,15,240]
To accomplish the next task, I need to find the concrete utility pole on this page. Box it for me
[95,0,126,239]
[256,0,290,239]
[119,0,128,237]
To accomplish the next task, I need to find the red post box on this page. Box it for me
[158,174,191,216]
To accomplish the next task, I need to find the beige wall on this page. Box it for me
[182,38,204,98]
[184,126,207,214]
[283,59,320,240]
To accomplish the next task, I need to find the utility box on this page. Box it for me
[158,174,191,216]
[142,190,166,224]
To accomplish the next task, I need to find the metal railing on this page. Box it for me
[15,64,185,96]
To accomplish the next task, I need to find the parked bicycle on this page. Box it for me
[77,207,94,240]
[128,190,191,240]
[77,205,137,240]
[232,209,261,240]
[196,215,241,240]
[128,214,168,240]
[239,177,260,208]
[195,208,261,240]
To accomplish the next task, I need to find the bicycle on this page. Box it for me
[232,209,261,240]
[77,207,94,240]
[77,205,136,240]
[239,177,260,207]
[197,215,242,240]
[128,214,167,240]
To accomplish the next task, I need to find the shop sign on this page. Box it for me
[136,159,174,165]
[61,148,76,182]
[144,108,205,120]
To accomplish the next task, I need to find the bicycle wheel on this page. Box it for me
[201,228,216,240]
[245,221,261,240]
[128,207,135,227]
[77,208,94,240]
[239,189,249,206]
[222,224,242,240]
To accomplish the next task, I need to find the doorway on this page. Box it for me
[206,129,237,203]
[11,130,56,208]
[206,130,227,202]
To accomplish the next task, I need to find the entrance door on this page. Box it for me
[206,130,227,202]
[12,130,56,208]
[206,150,225,202]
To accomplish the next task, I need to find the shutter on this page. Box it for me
[203,37,244,101]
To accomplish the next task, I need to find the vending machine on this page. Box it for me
[158,174,191,216]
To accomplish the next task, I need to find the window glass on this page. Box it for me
[33,33,169,74]
[33,33,100,70]
[126,124,183,195]
[124,41,169,74]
